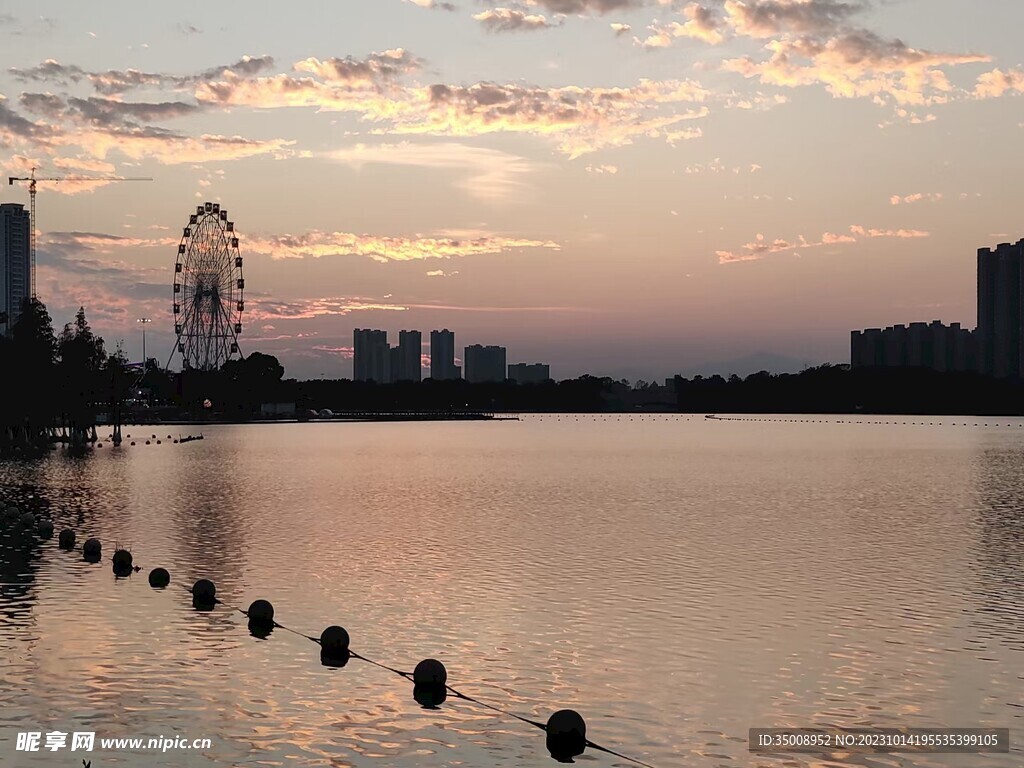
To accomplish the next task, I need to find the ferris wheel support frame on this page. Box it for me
[167,201,246,372]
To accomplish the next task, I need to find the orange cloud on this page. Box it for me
[724,31,989,107]
[474,8,559,32]
[637,3,725,48]
[242,229,560,262]
[974,67,1024,99]
[196,63,709,157]
[247,297,409,321]
[889,192,942,205]
[717,224,929,264]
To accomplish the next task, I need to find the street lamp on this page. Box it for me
[136,318,151,367]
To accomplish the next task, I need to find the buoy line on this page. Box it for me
[0,511,659,768]
[173,580,657,767]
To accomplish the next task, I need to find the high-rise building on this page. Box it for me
[0,203,31,331]
[430,329,459,380]
[851,321,975,372]
[353,328,389,382]
[508,363,550,384]
[396,330,422,382]
[464,345,506,383]
[977,239,1024,378]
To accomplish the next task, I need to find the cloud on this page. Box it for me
[426,269,460,277]
[57,126,295,165]
[525,0,642,13]
[889,192,942,205]
[20,92,199,127]
[242,229,561,262]
[34,239,171,331]
[43,231,178,251]
[717,223,929,263]
[684,156,750,173]
[637,3,724,48]
[197,63,710,156]
[327,141,540,202]
[9,55,276,94]
[293,50,420,86]
[7,59,87,85]
[403,0,457,9]
[974,67,1024,99]
[611,22,632,36]
[0,94,58,146]
[723,0,864,39]
[398,79,710,156]
[248,298,409,321]
[474,8,560,32]
[585,163,618,173]
[848,225,929,239]
[723,30,989,107]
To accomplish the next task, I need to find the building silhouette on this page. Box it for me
[353,328,389,382]
[508,363,550,384]
[0,203,31,330]
[396,330,422,382]
[977,239,1024,378]
[851,321,975,371]
[464,345,506,383]
[354,328,423,383]
[430,329,460,380]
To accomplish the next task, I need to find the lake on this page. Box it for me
[1,415,1021,767]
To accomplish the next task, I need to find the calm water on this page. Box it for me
[1,416,1022,767]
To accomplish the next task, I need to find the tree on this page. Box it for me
[57,307,108,437]
[10,298,58,441]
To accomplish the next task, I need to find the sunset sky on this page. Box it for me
[2,0,1022,380]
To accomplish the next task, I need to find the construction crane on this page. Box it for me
[8,168,153,298]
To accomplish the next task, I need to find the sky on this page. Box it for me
[1,0,1022,381]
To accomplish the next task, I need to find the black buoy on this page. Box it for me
[130,441,135,446]
[546,710,587,763]
[58,528,76,549]
[413,658,447,687]
[112,549,133,576]
[247,599,275,624]
[19,511,35,528]
[319,625,351,667]
[412,658,448,709]
[148,567,171,588]
[145,440,150,445]
[192,578,216,609]
[37,519,54,538]
[83,538,102,563]
[247,599,275,638]
[320,625,350,653]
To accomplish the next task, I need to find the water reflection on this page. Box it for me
[970,447,1024,653]
[0,523,41,626]
[2,421,1023,767]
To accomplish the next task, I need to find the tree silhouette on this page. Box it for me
[57,307,108,445]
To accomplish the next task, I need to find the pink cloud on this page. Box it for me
[718,224,930,264]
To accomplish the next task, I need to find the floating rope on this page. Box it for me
[1,503,661,766]
[88,551,655,767]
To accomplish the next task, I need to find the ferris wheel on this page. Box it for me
[171,202,245,370]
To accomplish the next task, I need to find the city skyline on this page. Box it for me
[2,1,1023,379]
